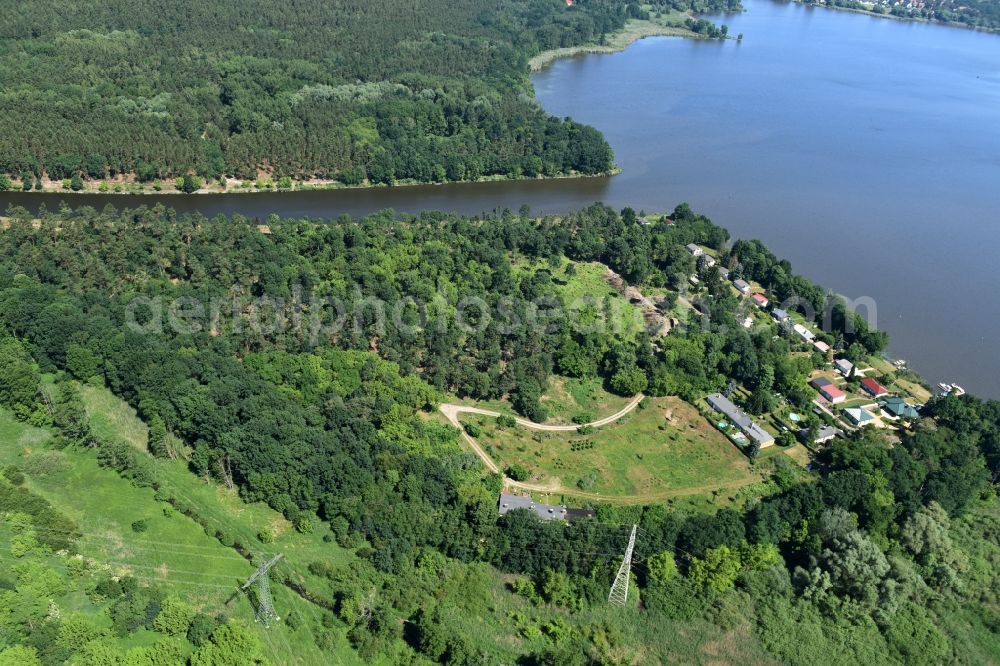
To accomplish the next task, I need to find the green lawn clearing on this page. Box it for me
[469,396,763,498]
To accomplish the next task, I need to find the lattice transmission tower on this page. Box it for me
[608,525,637,607]
[241,553,284,626]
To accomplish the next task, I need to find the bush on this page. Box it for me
[496,414,517,428]
[131,519,148,533]
[506,464,529,482]
[576,471,598,490]
[186,613,218,647]
[178,174,202,193]
[1,465,24,486]
[463,423,481,437]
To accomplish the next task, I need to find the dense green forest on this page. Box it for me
[0,203,997,663]
[0,0,669,187]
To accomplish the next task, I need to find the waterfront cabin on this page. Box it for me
[880,396,919,419]
[771,308,790,323]
[860,377,889,398]
[751,293,769,308]
[686,243,703,256]
[733,279,751,294]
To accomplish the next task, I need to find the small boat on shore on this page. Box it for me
[938,382,952,393]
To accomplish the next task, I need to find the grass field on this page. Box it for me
[538,375,634,425]
[468,396,764,498]
[0,390,366,665]
[453,374,637,426]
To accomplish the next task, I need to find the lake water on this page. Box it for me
[3,0,999,396]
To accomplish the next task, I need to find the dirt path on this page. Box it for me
[440,393,644,434]
[440,395,762,503]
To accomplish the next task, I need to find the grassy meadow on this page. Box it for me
[468,396,765,499]
[0,389,366,666]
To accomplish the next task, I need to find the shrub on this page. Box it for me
[496,414,517,428]
[506,464,529,482]
[1,465,24,486]
[131,519,148,533]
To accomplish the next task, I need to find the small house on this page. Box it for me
[699,254,717,269]
[706,393,775,448]
[844,407,876,427]
[811,377,846,404]
[880,396,919,419]
[835,359,854,377]
[812,425,841,444]
[813,340,831,354]
[717,266,730,280]
[686,243,703,257]
[793,323,816,342]
[860,377,889,398]
[733,279,751,294]
[771,308,789,322]
[751,293,769,308]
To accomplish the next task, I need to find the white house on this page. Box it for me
[835,358,854,377]
[686,243,703,257]
[793,323,816,342]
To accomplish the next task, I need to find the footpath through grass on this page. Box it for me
[470,396,764,498]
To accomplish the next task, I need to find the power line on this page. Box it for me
[242,553,283,627]
[608,524,637,607]
[15,524,250,563]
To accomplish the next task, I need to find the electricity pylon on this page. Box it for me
[242,554,284,626]
[608,525,637,607]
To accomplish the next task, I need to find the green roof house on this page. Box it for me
[844,407,876,426]
[880,396,919,419]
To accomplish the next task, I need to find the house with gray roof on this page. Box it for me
[707,393,775,448]
[835,358,855,377]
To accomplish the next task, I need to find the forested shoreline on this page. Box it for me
[0,202,997,663]
[0,0,737,194]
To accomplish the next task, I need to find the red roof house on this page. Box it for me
[751,293,769,308]
[860,377,889,398]
[811,377,846,404]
